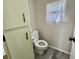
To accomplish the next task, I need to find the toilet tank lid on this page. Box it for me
[31,31,39,41]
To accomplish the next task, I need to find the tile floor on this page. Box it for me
[35,47,70,59]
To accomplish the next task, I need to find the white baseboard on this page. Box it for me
[48,45,70,55]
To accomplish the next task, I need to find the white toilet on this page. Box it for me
[31,31,48,55]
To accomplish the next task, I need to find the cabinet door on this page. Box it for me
[3,0,29,30]
[4,27,34,59]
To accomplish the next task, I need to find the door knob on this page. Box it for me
[69,37,75,42]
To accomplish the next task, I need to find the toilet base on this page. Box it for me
[35,48,45,55]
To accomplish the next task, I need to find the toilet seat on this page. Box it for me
[34,40,48,48]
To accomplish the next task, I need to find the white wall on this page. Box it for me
[28,0,75,53]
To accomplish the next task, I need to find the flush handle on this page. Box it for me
[26,32,28,40]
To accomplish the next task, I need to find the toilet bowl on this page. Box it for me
[34,40,48,54]
[31,31,48,55]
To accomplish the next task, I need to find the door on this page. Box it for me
[4,27,34,59]
[3,0,29,30]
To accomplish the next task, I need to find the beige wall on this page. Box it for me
[28,0,75,53]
